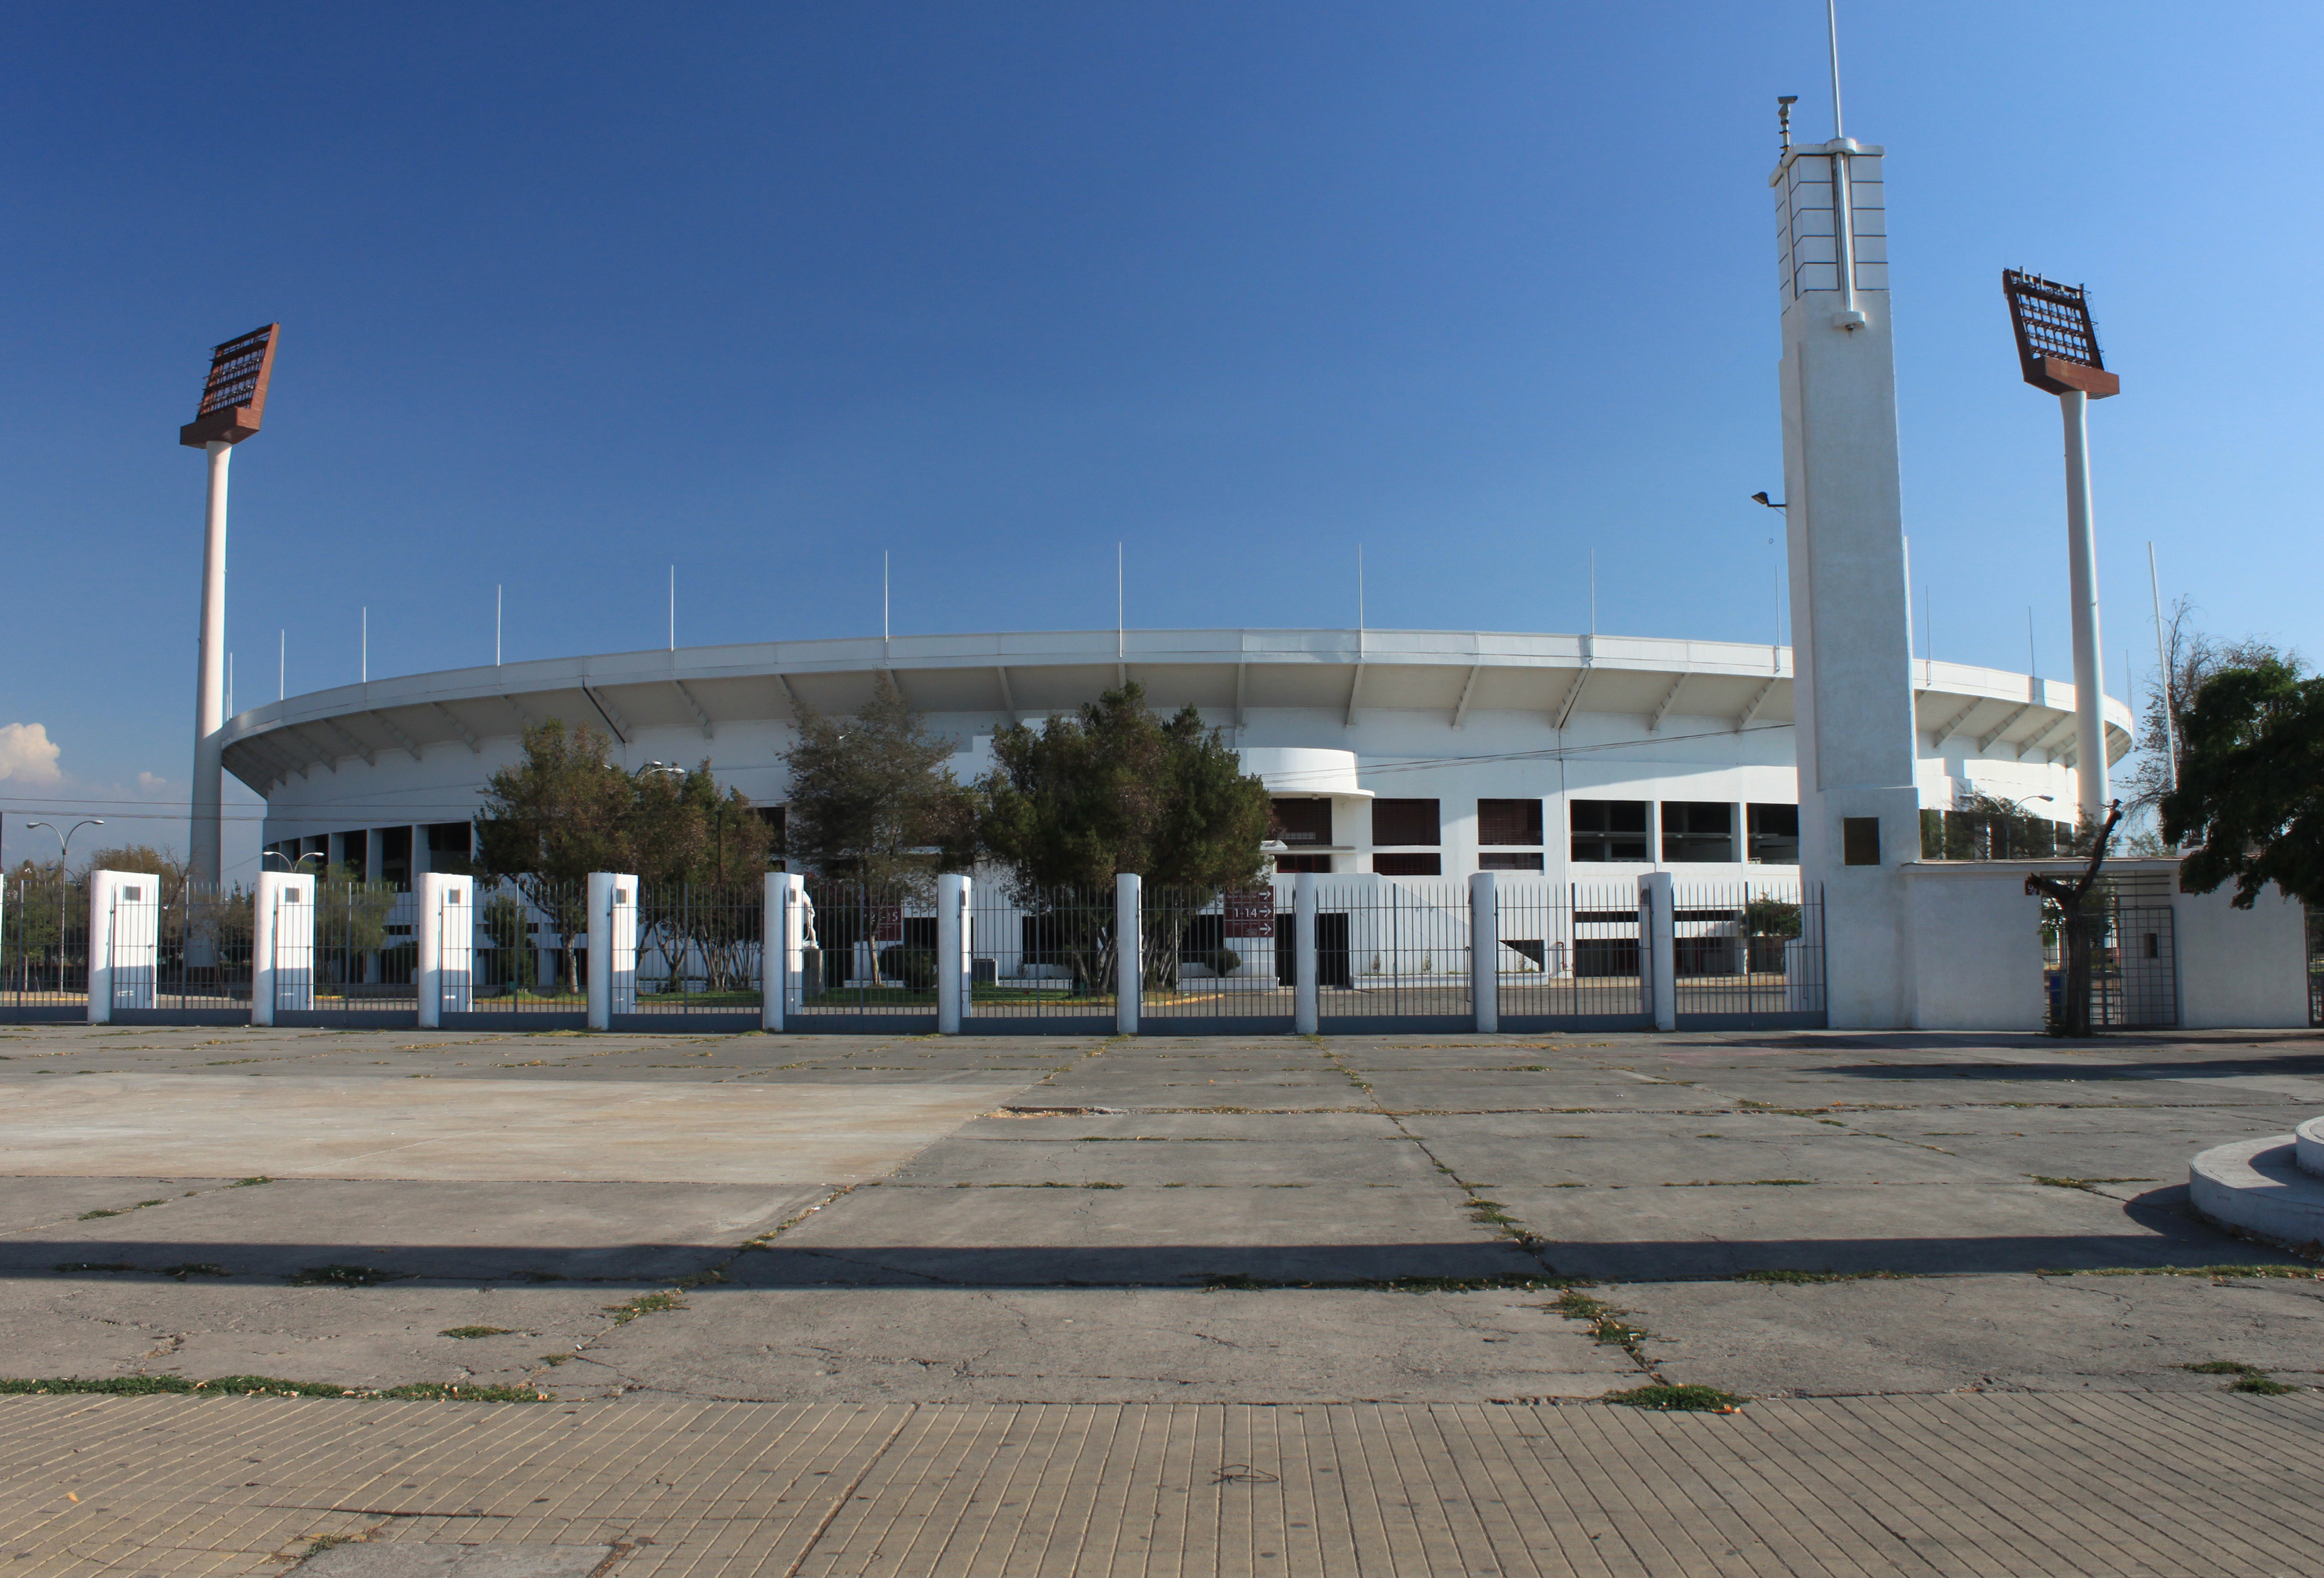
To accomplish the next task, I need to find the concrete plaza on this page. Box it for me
[4,1023,2322,1574]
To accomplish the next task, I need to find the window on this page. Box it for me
[1479,852,1543,871]
[1748,804,1799,864]
[1477,798,1543,846]
[1661,802,1734,863]
[1370,798,1440,846]
[1271,798,1334,846]
[1274,854,1330,873]
[1570,800,1649,862]
[379,826,413,887]
[336,832,369,881]
[1373,853,1442,876]
[1842,817,1882,866]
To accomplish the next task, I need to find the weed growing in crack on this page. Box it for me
[1734,1268,1908,1284]
[604,1290,687,1324]
[158,1264,230,1280]
[1550,1288,1649,1351]
[285,1266,410,1288]
[1604,1383,1745,1412]
[2029,1175,2153,1192]
[440,1326,519,1339]
[2185,1360,2300,1393]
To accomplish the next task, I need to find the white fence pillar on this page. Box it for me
[86,871,158,1023]
[764,874,806,1031]
[1294,871,1320,1035]
[586,872,637,1029]
[1641,871,1676,1031]
[1470,869,1499,1033]
[937,872,971,1034]
[1117,873,1142,1035]
[252,871,314,1024]
[416,873,474,1028]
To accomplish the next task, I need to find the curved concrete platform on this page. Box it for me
[2189,1128,2324,1253]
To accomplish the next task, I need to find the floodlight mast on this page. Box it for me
[179,324,280,887]
[2002,271,2117,825]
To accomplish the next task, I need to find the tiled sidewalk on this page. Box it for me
[6,1391,2320,1577]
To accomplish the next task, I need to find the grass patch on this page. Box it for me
[2184,1360,2300,1394]
[2230,1375,2299,1395]
[1664,1179,1815,1188]
[604,1290,686,1324]
[538,1354,570,1366]
[286,1266,411,1288]
[2029,1175,2153,1192]
[1734,1268,1909,1285]
[231,1176,273,1187]
[1604,1383,1746,1412]
[77,1199,166,1220]
[439,1325,518,1339]
[0,1373,548,1400]
[304,1534,363,1557]
[1550,1288,1650,1350]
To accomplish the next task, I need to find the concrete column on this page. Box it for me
[586,872,637,1029]
[1641,871,1676,1031]
[1470,869,1499,1033]
[762,874,804,1031]
[87,871,123,1024]
[1116,873,1141,1035]
[1293,871,1319,1035]
[252,871,314,1024]
[410,824,432,879]
[2060,390,2108,822]
[937,872,971,1034]
[416,873,474,1028]
[190,440,229,886]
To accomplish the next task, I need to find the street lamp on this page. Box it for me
[23,820,103,996]
[264,849,325,871]
[2004,270,2118,825]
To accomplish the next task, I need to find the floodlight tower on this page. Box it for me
[180,325,280,886]
[2003,271,2118,825]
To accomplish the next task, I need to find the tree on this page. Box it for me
[629,762,776,995]
[781,673,975,888]
[472,719,634,992]
[979,682,1272,989]
[2024,800,2126,1039]
[2161,657,2324,910]
[2125,597,2298,818]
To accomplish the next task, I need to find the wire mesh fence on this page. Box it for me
[1139,884,1295,1029]
[3,868,92,1013]
[1315,878,1472,1028]
[1669,882,1825,1023]
[2041,871,2177,1030]
[1494,883,1652,1027]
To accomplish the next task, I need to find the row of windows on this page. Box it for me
[1270,798,1800,866]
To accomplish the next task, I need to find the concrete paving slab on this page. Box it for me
[577,1285,1631,1403]
[887,1135,1444,1187]
[1411,1130,1977,1189]
[0,1180,831,1281]
[734,1181,1535,1287]
[0,1177,227,1234]
[1504,1179,2247,1280]
[0,1073,1026,1184]
[301,1545,610,1578]
[1616,1269,2324,1398]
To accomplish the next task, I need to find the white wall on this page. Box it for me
[1899,864,2046,1032]
[2176,881,2311,1030]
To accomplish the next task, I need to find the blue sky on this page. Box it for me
[3,2,2319,876]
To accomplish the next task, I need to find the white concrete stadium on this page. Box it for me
[222,626,2132,887]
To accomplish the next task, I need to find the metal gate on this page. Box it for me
[2042,871,2177,1030]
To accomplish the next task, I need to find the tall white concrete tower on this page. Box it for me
[1772,126,1921,1028]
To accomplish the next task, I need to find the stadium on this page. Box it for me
[224,624,2130,888]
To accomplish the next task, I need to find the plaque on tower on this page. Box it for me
[2002,271,2118,399]
[180,323,281,447]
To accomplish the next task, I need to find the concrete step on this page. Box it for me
[2189,1129,2324,1253]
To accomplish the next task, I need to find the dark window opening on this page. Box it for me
[1477,798,1543,847]
[1271,798,1334,846]
[1370,798,1440,847]
[1373,853,1442,876]
[1842,816,1883,866]
[1479,852,1543,871]
[1748,803,1800,865]
[1274,854,1330,873]
[336,832,369,881]
[379,826,413,888]
[1661,802,1734,863]
[1570,800,1650,863]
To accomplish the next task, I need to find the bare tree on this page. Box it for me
[2124,597,2298,816]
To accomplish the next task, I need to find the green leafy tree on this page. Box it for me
[979,682,1271,989]
[629,763,775,995]
[2161,657,2324,909]
[472,719,635,992]
[2127,598,2299,820]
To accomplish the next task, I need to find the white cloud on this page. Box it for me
[136,772,168,795]
[0,724,63,785]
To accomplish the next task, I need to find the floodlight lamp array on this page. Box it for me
[2002,271,2117,398]
[180,323,281,447]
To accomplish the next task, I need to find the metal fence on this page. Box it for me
[626,883,763,1020]
[452,879,588,1017]
[965,884,1118,1030]
[1139,885,1295,1031]
[789,881,937,1026]
[1497,883,1652,1029]
[2041,871,2177,1030]
[110,881,253,1018]
[3,868,91,1016]
[1315,878,1472,1030]
[1671,882,1825,1025]
[271,881,416,1023]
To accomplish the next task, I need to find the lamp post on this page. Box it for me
[23,820,103,994]
[264,850,325,871]
[2003,272,2117,827]
[180,325,281,888]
